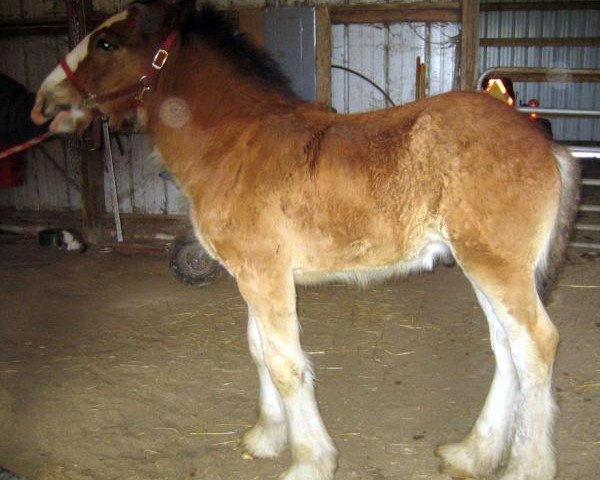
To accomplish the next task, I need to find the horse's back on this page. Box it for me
[201,91,563,281]
[284,91,561,278]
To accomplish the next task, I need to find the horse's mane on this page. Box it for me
[127,2,296,98]
[183,3,298,99]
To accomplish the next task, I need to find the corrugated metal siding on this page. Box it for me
[331,22,459,113]
[480,7,600,142]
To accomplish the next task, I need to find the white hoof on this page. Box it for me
[279,457,337,480]
[498,457,556,480]
[242,420,288,458]
[436,438,503,479]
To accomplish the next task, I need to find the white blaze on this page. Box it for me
[40,10,129,92]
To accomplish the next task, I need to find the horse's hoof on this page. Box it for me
[435,442,495,479]
[278,460,336,480]
[496,460,556,480]
[242,420,287,458]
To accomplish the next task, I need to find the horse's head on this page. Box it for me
[31,0,194,133]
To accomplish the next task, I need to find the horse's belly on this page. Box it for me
[292,232,453,286]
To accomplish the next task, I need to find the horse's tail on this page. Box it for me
[535,144,581,303]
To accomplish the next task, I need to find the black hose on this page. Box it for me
[331,65,396,107]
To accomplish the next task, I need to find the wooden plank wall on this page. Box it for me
[331,21,460,112]
[0,31,78,212]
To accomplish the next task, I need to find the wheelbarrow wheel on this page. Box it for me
[170,234,221,285]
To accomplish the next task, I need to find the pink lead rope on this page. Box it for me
[0,132,53,160]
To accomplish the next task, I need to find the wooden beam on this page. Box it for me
[460,0,479,90]
[316,6,332,107]
[481,1,600,12]
[479,67,600,83]
[66,0,107,244]
[0,18,67,36]
[0,208,190,243]
[330,2,460,24]
[481,37,600,48]
[0,12,103,37]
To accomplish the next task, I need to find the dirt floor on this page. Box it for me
[0,238,598,480]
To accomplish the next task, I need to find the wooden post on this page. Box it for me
[460,0,480,90]
[66,0,106,243]
[315,6,332,107]
[238,7,265,46]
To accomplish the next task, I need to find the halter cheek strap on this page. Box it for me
[60,57,102,114]
[60,30,178,115]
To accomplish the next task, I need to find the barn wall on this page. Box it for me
[0,0,66,19]
[0,30,79,211]
[331,22,459,113]
[103,134,188,215]
[479,3,600,143]
[92,0,456,12]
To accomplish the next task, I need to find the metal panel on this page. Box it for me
[479,6,600,142]
[332,21,459,113]
[264,7,317,101]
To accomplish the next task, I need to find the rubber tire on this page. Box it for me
[169,234,221,285]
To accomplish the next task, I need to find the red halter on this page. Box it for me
[60,30,178,115]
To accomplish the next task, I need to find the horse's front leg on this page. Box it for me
[243,309,288,458]
[238,269,338,480]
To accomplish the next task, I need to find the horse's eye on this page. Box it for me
[96,38,117,51]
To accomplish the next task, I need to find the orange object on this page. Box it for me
[0,150,24,187]
[485,78,514,106]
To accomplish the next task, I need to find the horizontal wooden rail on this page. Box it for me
[481,37,600,48]
[478,67,600,84]
[481,1,600,12]
[330,2,460,24]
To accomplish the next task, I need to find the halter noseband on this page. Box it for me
[60,30,178,115]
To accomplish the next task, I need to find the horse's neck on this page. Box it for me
[151,39,295,125]
[146,40,294,184]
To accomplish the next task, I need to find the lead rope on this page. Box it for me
[0,132,53,160]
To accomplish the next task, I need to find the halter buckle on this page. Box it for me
[152,49,169,70]
[135,76,152,104]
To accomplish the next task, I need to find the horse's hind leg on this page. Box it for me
[238,269,337,480]
[496,291,558,480]
[436,283,519,478]
[243,309,288,458]
[439,267,559,480]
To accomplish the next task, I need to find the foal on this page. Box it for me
[32,1,580,479]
